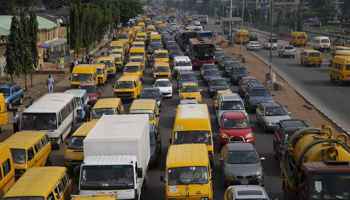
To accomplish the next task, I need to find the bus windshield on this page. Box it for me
[167,166,209,185]
[91,108,117,119]
[173,131,211,145]
[72,74,93,82]
[68,136,85,150]
[10,149,26,164]
[22,113,57,130]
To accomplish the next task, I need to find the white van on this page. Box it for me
[172,56,192,77]
[313,36,331,52]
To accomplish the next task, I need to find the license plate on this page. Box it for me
[241,180,249,185]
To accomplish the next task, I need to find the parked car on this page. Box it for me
[153,79,173,98]
[220,142,265,186]
[229,65,250,84]
[79,83,101,106]
[278,45,295,58]
[246,41,260,51]
[149,123,161,166]
[273,119,309,161]
[0,83,24,109]
[200,64,217,79]
[222,61,240,77]
[256,102,292,131]
[237,77,258,97]
[248,31,258,41]
[218,111,254,148]
[207,78,230,97]
[203,69,221,86]
[139,88,163,111]
[224,185,269,200]
[244,83,274,113]
[218,56,235,70]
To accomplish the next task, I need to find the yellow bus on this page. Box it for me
[4,131,51,180]
[113,75,142,99]
[0,143,15,199]
[64,122,96,171]
[234,30,249,44]
[154,50,169,63]
[90,98,124,122]
[161,144,213,200]
[129,99,159,126]
[289,31,307,47]
[0,94,7,132]
[152,62,171,81]
[97,56,117,78]
[95,63,107,86]
[171,104,214,165]
[329,56,350,85]
[3,167,73,200]
[70,64,97,89]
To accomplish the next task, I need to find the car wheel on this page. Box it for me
[275,148,279,160]
[318,64,321,67]
[293,55,295,58]
[330,76,334,83]
[19,97,23,105]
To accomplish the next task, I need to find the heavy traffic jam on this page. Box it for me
[1,4,350,200]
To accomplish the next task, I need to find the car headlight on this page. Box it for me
[157,101,160,106]
[201,197,209,200]
[225,172,235,178]
[65,158,72,162]
[255,172,262,177]
[90,97,96,100]
[196,94,201,99]
[245,132,253,139]
[167,89,172,93]
[67,154,74,158]
[222,133,229,139]
[179,94,184,99]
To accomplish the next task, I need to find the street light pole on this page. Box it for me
[269,0,273,82]
[240,0,244,56]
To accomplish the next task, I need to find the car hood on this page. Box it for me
[205,75,221,79]
[140,96,161,102]
[264,115,292,123]
[250,96,274,103]
[220,127,252,137]
[156,86,172,92]
[231,73,249,78]
[210,85,230,91]
[87,93,97,98]
[217,110,248,120]
[179,80,198,86]
[225,162,262,177]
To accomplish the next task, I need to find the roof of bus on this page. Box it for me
[95,63,106,69]
[154,50,168,54]
[174,56,191,61]
[4,131,48,149]
[154,62,170,67]
[236,30,249,34]
[93,98,121,110]
[72,65,96,74]
[4,167,68,198]
[64,89,87,97]
[333,56,350,62]
[302,50,321,53]
[125,62,142,66]
[179,29,196,33]
[130,99,156,111]
[110,54,122,58]
[130,47,145,52]
[147,25,155,29]
[136,32,146,36]
[181,82,198,87]
[333,46,350,49]
[72,122,97,137]
[130,56,144,60]
[23,93,75,113]
[189,37,213,45]
[133,41,145,45]
[176,104,209,120]
[166,144,209,168]
[0,142,11,163]
[117,75,139,82]
[111,49,123,52]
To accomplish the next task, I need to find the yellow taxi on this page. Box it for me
[330,46,350,56]
[129,56,146,72]
[178,82,202,103]
[95,63,108,85]
[123,62,143,79]
[300,50,322,67]
[152,62,171,81]
[154,50,169,63]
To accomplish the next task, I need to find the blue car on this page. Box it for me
[0,83,24,109]
[177,71,198,89]
[245,83,275,113]
[207,78,231,97]
[64,89,89,121]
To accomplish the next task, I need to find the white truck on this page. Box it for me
[263,38,278,50]
[78,115,150,200]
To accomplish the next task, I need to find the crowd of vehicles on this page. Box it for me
[2,5,350,200]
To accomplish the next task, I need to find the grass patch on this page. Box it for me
[316,25,343,31]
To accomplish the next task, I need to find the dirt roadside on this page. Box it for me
[215,38,343,135]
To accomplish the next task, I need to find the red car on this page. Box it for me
[79,83,101,105]
[237,76,258,97]
[218,111,254,148]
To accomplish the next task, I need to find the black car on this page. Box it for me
[139,88,164,111]
[219,56,235,70]
[229,65,249,84]
[203,69,221,86]
[150,42,163,53]
[149,123,161,166]
[215,20,221,25]
[223,61,240,77]
[208,78,230,97]
[214,52,227,65]
[166,41,178,51]
[273,119,309,161]
[200,64,217,79]
[249,31,258,41]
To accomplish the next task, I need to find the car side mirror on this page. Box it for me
[152,85,154,87]
[137,168,143,178]
[169,138,172,144]
[98,89,101,93]
[160,176,166,183]
[66,141,69,146]
[69,77,71,80]
[178,90,180,92]
[215,106,219,110]
[260,157,266,161]
[288,112,291,115]
[219,158,224,162]
[199,89,202,91]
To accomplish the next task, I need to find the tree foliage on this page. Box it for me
[29,7,39,87]
[20,10,34,89]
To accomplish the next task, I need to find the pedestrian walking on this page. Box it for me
[214,31,217,40]
[84,104,92,122]
[86,52,90,64]
[59,57,64,69]
[70,62,74,73]
[12,111,20,133]
[46,75,54,93]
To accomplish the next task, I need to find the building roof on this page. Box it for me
[0,15,57,37]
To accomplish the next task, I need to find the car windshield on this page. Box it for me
[284,46,294,50]
[233,67,248,74]
[222,57,234,62]
[226,150,259,164]
[155,53,168,58]
[220,101,244,110]
[111,51,122,55]
[243,79,258,85]
[80,165,134,190]
[265,107,287,116]
[205,70,220,76]
[167,166,209,185]
[179,74,197,81]
[154,80,171,87]
[115,81,133,89]
[154,67,170,72]
[118,35,128,39]
[268,38,278,43]
[173,131,211,145]
[124,66,140,72]
[130,52,144,57]
[226,62,240,67]
[133,44,144,48]
[97,61,113,68]
[109,46,122,51]
[250,88,271,96]
[321,39,330,43]
[169,46,180,51]
[211,79,228,86]
[97,69,103,75]
[309,172,350,199]
[0,88,10,96]
[91,108,117,119]
[250,42,259,45]
[10,149,26,164]
[175,61,191,66]
[68,136,85,150]
[203,65,216,70]
[75,97,82,106]
[181,85,198,92]
[223,118,249,129]
[130,59,143,63]
[151,43,162,49]
[22,113,57,130]
[130,110,154,120]
[79,85,96,93]
[309,53,321,57]
[140,90,160,98]
[72,73,93,82]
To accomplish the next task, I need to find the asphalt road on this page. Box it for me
[205,18,350,133]
[49,40,284,200]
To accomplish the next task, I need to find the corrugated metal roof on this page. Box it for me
[0,15,57,36]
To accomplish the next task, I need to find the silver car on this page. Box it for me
[224,185,269,200]
[246,41,260,51]
[219,142,265,186]
[278,45,295,58]
[256,102,292,131]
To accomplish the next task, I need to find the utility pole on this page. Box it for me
[65,0,70,46]
[334,0,340,22]
[240,0,244,56]
[229,0,233,44]
[268,0,273,82]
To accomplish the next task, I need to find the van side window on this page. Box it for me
[338,64,342,70]
[118,103,123,114]
[134,81,137,88]
[61,173,69,188]
[35,140,43,153]
[27,147,35,161]
[2,159,11,177]
[47,192,55,200]
[41,136,49,147]
[54,182,63,199]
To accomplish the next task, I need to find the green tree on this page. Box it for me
[29,8,39,87]
[238,7,242,18]
[244,6,250,24]
[285,11,291,19]
[308,0,332,9]
[20,10,33,90]
[344,0,350,18]
[81,6,92,53]
[277,9,282,23]
[266,9,270,28]
[70,3,82,57]
[296,14,304,31]
[234,7,238,17]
